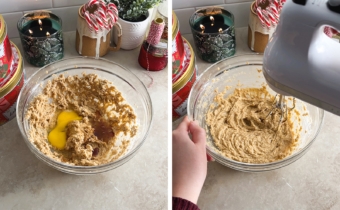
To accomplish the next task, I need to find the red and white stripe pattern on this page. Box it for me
[324,26,340,38]
[82,0,118,32]
[146,19,165,46]
[254,0,285,28]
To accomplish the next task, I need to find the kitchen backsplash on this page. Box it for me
[173,0,253,34]
[0,0,89,38]
[1,0,253,38]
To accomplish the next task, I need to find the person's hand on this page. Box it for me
[172,116,212,204]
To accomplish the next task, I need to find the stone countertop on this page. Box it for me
[174,29,340,210]
[0,31,167,209]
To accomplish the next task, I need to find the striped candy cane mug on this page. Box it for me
[75,0,122,57]
[248,0,286,53]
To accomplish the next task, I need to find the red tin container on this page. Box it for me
[138,40,168,71]
[138,18,167,71]
[172,38,197,121]
[0,15,13,85]
[172,36,193,84]
[0,43,24,126]
[172,11,185,78]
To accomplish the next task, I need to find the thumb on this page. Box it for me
[188,121,206,146]
[176,116,190,133]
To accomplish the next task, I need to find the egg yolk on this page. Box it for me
[48,110,82,150]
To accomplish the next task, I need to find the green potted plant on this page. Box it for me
[106,0,163,50]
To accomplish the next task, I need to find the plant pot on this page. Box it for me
[76,5,122,57]
[247,1,276,53]
[113,12,151,50]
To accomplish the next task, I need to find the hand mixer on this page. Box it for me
[263,0,340,116]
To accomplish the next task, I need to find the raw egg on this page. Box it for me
[48,110,82,150]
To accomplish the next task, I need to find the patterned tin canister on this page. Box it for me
[172,38,197,121]
[0,43,24,126]
[172,11,185,79]
[0,15,13,85]
[173,36,192,85]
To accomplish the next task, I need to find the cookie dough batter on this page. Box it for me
[206,86,299,164]
[25,74,138,166]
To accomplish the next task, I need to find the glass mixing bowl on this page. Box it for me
[16,57,153,175]
[188,54,324,172]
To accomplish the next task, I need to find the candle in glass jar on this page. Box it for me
[189,8,236,63]
[17,11,64,67]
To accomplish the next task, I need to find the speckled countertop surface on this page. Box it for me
[0,31,168,209]
[174,28,340,210]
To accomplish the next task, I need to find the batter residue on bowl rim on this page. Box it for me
[206,86,302,164]
[25,73,138,166]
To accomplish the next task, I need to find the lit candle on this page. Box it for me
[200,24,205,33]
[38,19,42,31]
[218,28,223,33]
[210,16,214,26]
[22,17,56,37]
[194,14,229,34]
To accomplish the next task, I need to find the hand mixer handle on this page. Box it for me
[328,0,340,6]
[309,0,340,70]
[309,23,340,89]
[306,2,340,114]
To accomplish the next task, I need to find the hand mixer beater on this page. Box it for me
[262,94,296,141]
[263,0,340,116]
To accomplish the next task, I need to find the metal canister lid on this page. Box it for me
[172,11,179,40]
[0,15,6,44]
[0,43,23,98]
[173,37,195,94]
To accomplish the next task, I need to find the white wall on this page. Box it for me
[173,0,253,34]
[0,0,93,38]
